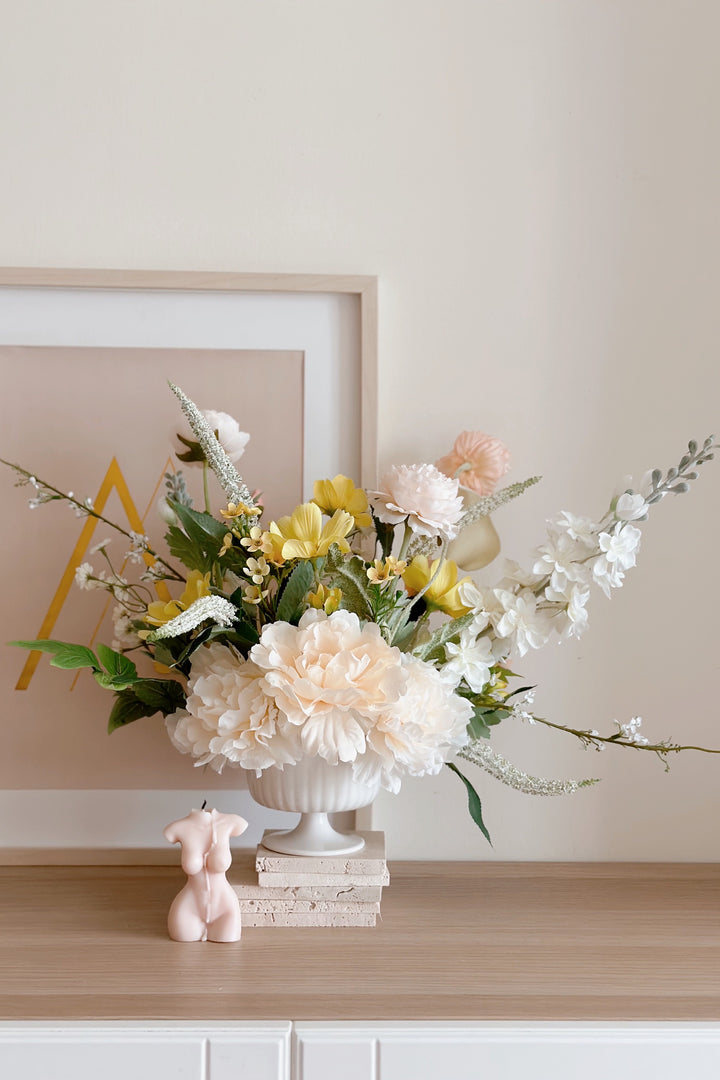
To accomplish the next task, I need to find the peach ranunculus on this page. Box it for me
[250,609,406,765]
[166,643,301,774]
[435,431,510,496]
[354,655,472,793]
[370,463,464,540]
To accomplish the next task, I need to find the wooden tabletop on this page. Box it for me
[1,861,720,1022]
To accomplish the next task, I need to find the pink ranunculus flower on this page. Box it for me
[370,463,464,540]
[250,609,406,766]
[435,431,510,495]
[166,643,301,774]
[201,409,250,464]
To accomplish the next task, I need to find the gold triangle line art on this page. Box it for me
[16,457,175,691]
[69,456,178,692]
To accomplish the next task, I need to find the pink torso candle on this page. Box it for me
[163,807,248,942]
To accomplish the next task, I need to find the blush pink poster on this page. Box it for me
[0,346,304,788]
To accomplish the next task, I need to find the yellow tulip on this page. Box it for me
[402,556,473,618]
[269,502,353,560]
[312,474,372,529]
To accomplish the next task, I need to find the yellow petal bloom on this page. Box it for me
[144,570,211,627]
[269,502,353,560]
[307,583,343,614]
[312,474,372,529]
[402,556,473,618]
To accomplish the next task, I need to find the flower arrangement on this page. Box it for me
[4,383,717,844]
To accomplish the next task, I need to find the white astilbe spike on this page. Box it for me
[457,739,598,796]
[146,595,237,641]
[408,476,541,560]
[169,382,254,507]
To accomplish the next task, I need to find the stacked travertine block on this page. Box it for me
[230,831,388,926]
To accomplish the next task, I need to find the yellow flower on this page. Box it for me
[144,570,211,627]
[402,556,473,618]
[307,583,343,614]
[220,501,261,521]
[241,525,286,566]
[269,502,353,560]
[367,556,408,585]
[312,475,372,529]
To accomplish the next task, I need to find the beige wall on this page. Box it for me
[1,1,718,858]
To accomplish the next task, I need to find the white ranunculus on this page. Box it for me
[166,644,301,773]
[201,409,250,464]
[370,463,464,540]
[250,609,406,765]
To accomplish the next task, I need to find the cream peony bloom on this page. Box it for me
[358,655,472,792]
[201,410,250,464]
[370,463,464,540]
[250,609,406,766]
[166,643,301,774]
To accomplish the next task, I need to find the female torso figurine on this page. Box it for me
[163,807,248,942]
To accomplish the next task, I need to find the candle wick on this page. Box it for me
[201,799,207,811]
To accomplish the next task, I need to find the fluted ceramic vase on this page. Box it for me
[247,755,380,856]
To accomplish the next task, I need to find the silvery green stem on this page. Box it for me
[169,382,254,508]
[457,739,598,796]
[408,476,540,560]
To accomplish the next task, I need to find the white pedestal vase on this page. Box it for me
[247,756,380,856]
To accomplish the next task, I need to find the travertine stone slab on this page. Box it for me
[229,857,384,901]
[256,830,386,875]
[243,911,377,927]
[238,898,380,914]
[257,868,390,888]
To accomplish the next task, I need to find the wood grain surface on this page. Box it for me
[1,861,719,1022]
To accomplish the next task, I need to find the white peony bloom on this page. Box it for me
[494,588,554,656]
[444,628,495,693]
[370,463,464,540]
[359,656,472,792]
[201,409,250,464]
[166,644,301,773]
[250,609,406,766]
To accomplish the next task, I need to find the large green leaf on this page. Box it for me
[107,690,159,733]
[170,501,228,542]
[96,644,138,682]
[276,561,315,624]
[108,679,186,734]
[10,639,99,671]
[324,545,374,620]
[165,524,213,573]
[447,762,492,846]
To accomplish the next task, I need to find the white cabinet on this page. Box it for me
[0,1023,291,1080]
[294,1023,720,1080]
[4,1021,720,1079]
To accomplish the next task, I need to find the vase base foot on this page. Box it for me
[261,812,366,857]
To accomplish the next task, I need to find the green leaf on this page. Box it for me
[170,501,228,543]
[411,613,475,662]
[371,510,395,560]
[165,524,212,573]
[10,639,99,671]
[276,561,315,624]
[324,545,374,620]
[96,644,138,682]
[108,690,159,733]
[133,678,186,713]
[447,762,492,846]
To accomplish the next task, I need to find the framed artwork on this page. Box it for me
[0,269,377,848]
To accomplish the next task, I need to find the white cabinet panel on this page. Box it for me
[210,1029,291,1080]
[0,1036,203,1080]
[295,1023,720,1080]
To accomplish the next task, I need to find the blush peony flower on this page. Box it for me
[370,463,464,540]
[250,609,406,766]
[201,410,250,464]
[435,431,510,496]
[166,643,301,774]
[356,655,472,793]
